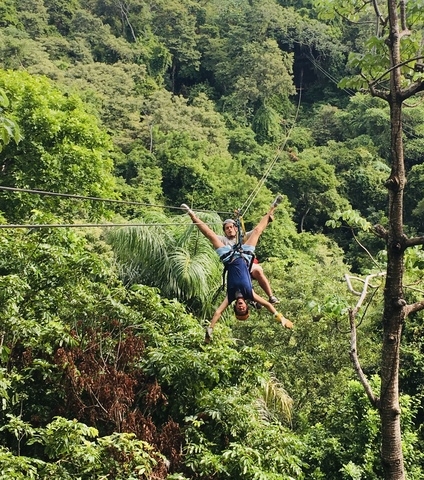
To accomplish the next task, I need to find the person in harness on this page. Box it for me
[218,216,279,305]
[181,201,293,343]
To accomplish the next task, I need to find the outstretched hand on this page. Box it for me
[283,318,293,329]
[274,312,293,329]
[271,195,283,208]
[204,327,213,343]
[181,203,194,216]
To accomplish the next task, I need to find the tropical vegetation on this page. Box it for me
[0,0,424,479]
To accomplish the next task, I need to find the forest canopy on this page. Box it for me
[0,0,424,479]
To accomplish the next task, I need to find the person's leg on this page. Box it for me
[244,205,276,247]
[181,204,224,249]
[250,263,273,297]
[244,195,282,247]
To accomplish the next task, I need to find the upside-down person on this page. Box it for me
[219,216,279,305]
[181,201,293,343]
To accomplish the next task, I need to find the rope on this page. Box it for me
[0,220,223,229]
[305,53,420,139]
[235,216,244,248]
[0,185,232,215]
[236,50,415,217]
[305,54,356,97]
[238,71,304,217]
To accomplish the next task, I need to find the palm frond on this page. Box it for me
[256,374,293,425]
[108,225,168,261]
[105,211,225,314]
[166,248,220,299]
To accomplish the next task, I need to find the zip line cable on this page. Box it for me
[306,54,356,97]
[6,54,413,229]
[19,74,304,228]
[1,55,384,229]
[0,185,231,215]
[238,49,420,219]
[0,185,231,228]
[0,185,163,206]
[0,221,223,229]
[0,76,302,230]
[238,70,304,217]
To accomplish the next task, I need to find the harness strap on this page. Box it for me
[220,247,256,291]
[219,210,254,294]
[234,212,244,248]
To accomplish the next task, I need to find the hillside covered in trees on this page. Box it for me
[1,0,424,478]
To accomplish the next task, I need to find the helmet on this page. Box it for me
[222,218,236,231]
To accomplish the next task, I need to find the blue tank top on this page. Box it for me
[226,257,254,303]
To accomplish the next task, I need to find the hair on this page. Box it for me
[222,218,236,231]
[234,302,250,320]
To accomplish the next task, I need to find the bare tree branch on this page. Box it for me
[404,93,424,108]
[115,0,137,42]
[401,79,424,101]
[345,273,386,308]
[404,236,424,248]
[404,300,424,316]
[399,0,407,32]
[349,308,379,407]
[373,223,388,240]
[352,228,382,270]
[368,81,390,100]
[345,272,385,407]
[371,0,386,27]
[404,282,424,296]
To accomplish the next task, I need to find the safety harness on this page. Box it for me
[219,213,255,292]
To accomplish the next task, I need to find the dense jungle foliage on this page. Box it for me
[1,0,424,478]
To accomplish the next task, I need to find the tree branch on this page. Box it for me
[373,223,388,240]
[334,2,374,25]
[115,0,137,42]
[399,0,407,32]
[401,79,424,101]
[345,272,385,407]
[404,235,424,248]
[349,308,379,407]
[371,0,386,27]
[368,81,390,100]
[404,300,424,316]
[369,56,424,90]
[352,228,382,270]
[345,273,386,307]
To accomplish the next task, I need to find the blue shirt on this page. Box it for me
[216,245,255,303]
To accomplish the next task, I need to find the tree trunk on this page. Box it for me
[342,0,424,477]
[380,1,406,477]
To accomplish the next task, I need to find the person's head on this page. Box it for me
[223,219,237,239]
[233,295,250,320]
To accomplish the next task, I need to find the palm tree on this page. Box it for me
[256,373,293,426]
[105,210,224,316]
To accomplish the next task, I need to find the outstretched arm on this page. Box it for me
[181,204,224,249]
[204,295,230,343]
[252,291,293,329]
[209,296,229,330]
